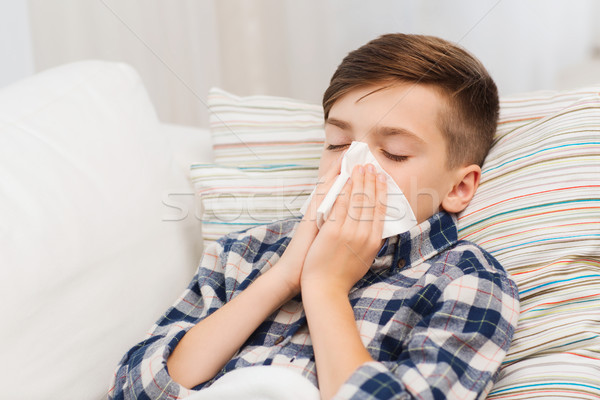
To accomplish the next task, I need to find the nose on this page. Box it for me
[353,140,383,164]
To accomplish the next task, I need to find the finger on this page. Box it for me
[360,163,377,225]
[372,172,388,238]
[347,164,366,224]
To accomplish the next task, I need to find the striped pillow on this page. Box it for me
[459,91,600,399]
[195,86,600,399]
[190,163,318,245]
[496,85,600,137]
[208,87,325,166]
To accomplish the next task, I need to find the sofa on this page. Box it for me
[1,61,598,399]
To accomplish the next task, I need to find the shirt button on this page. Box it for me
[274,336,284,345]
[397,258,406,269]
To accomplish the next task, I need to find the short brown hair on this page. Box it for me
[323,33,499,168]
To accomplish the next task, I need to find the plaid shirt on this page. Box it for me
[109,211,519,400]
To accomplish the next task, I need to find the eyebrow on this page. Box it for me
[326,118,425,145]
[326,118,351,130]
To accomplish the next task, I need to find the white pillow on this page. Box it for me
[191,163,318,245]
[0,61,201,399]
[208,87,325,165]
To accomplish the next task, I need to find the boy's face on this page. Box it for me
[319,83,462,224]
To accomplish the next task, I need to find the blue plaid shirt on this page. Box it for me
[109,211,519,400]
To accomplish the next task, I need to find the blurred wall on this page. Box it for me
[0,1,35,88]
[4,0,600,127]
[28,0,221,127]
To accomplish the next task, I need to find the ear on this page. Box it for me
[441,164,481,214]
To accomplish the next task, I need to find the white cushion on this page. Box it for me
[208,87,325,165]
[196,87,325,247]
[0,61,202,398]
[191,163,318,245]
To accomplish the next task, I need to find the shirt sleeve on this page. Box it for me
[333,245,520,400]
[107,239,230,400]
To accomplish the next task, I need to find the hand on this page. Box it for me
[275,154,345,295]
[301,163,387,294]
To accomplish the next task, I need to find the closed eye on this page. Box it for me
[326,144,408,162]
[382,150,408,162]
[326,143,350,151]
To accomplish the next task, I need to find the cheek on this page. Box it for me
[378,160,411,192]
[317,150,335,178]
[384,165,435,222]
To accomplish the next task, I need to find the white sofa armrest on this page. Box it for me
[0,61,208,399]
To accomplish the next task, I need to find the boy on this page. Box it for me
[109,34,519,400]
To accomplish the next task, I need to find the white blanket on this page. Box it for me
[184,366,321,400]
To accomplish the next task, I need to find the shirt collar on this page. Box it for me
[371,211,458,273]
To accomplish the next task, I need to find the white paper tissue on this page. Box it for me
[300,141,417,238]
